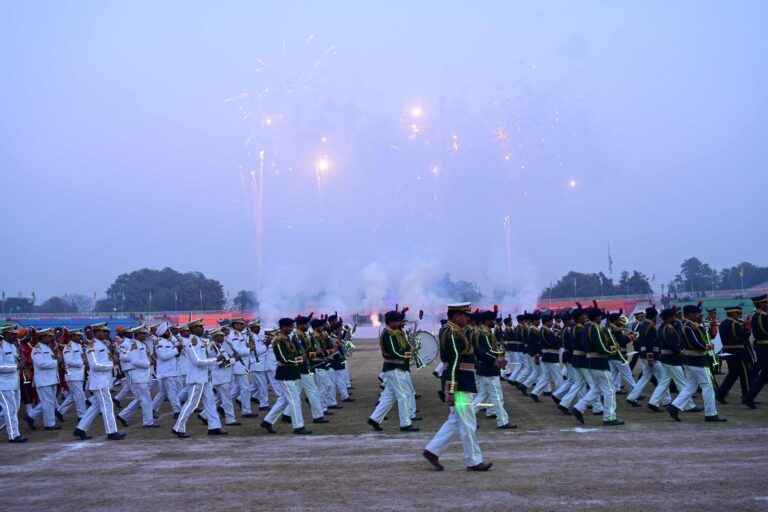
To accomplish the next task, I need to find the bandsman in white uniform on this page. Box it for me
[209,328,241,426]
[151,323,182,417]
[26,328,60,431]
[117,325,159,428]
[57,329,88,420]
[73,323,126,440]
[0,325,26,443]
[226,318,257,418]
[172,319,228,438]
[112,327,135,405]
[249,321,272,410]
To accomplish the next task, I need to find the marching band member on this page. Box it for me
[0,325,26,443]
[531,313,561,402]
[571,306,624,426]
[311,318,337,410]
[117,325,158,428]
[744,294,768,406]
[499,315,514,380]
[73,323,126,440]
[249,322,272,410]
[647,308,697,413]
[57,329,88,421]
[606,313,637,395]
[245,320,265,407]
[112,327,135,406]
[667,305,726,422]
[551,312,577,410]
[473,310,515,429]
[424,302,492,471]
[521,312,543,396]
[628,310,645,371]
[626,307,660,405]
[506,314,526,385]
[26,328,60,431]
[226,318,256,418]
[151,324,182,418]
[172,319,228,438]
[716,305,754,406]
[176,323,192,403]
[261,317,312,435]
[292,315,328,423]
[328,320,354,403]
[367,310,418,432]
[209,328,240,426]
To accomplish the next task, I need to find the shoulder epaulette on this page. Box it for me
[190,336,198,346]
[130,342,138,350]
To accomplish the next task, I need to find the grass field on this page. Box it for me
[2,339,767,511]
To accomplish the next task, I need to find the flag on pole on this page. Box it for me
[651,273,656,282]
[31,291,36,303]
[93,291,97,300]
[149,290,152,301]
[739,266,744,278]
[1,291,4,301]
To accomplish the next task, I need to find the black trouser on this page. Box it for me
[746,344,768,400]
[629,352,640,371]
[717,349,753,399]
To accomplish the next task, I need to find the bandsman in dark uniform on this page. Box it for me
[261,318,312,435]
[367,311,418,432]
[716,305,755,407]
[506,314,526,386]
[627,307,660,405]
[531,314,560,402]
[551,312,576,408]
[667,305,726,422]
[606,312,636,395]
[473,310,514,429]
[743,294,768,406]
[647,309,698,412]
[558,305,591,415]
[423,303,493,472]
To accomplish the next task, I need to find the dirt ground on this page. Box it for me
[2,339,767,511]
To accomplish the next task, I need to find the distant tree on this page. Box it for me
[668,257,717,294]
[718,262,768,290]
[36,296,70,313]
[540,271,617,299]
[96,267,225,312]
[2,297,34,314]
[437,273,484,303]
[233,290,258,311]
[618,271,653,295]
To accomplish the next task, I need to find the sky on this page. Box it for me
[2,1,767,313]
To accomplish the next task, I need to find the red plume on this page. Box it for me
[619,308,624,315]
[474,308,480,314]
[592,299,598,308]
[652,304,656,309]
[575,302,583,308]
[309,312,314,318]
[697,301,703,308]
[524,310,528,314]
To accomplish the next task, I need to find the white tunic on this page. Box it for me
[31,343,59,387]
[0,340,19,391]
[63,342,86,382]
[128,340,152,384]
[225,329,251,375]
[184,336,218,384]
[155,337,180,377]
[85,339,115,391]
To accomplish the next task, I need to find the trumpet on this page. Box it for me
[341,323,357,357]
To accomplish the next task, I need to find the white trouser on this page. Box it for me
[554,364,575,399]
[434,361,446,377]
[315,368,336,406]
[502,352,515,377]
[610,359,636,391]
[533,361,560,396]
[672,365,717,416]
[264,379,304,429]
[252,371,270,407]
[507,352,522,382]
[0,389,21,439]
[119,382,154,426]
[575,369,616,421]
[249,373,260,398]
[474,375,509,426]
[518,354,533,385]
[58,381,87,419]
[213,382,236,424]
[650,363,694,409]
[114,371,133,401]
[342,365,352,388]
[152,376,182,414]
[369,369,413,427]
[559,365,587,408]
[77,387,118,434]
[174,382,221,432]
[627,359,654,401]
[333,368,350,400]
[404,371,417,417]
[28,384,57,427]
[425,391,483,467]
[299,373,325,419]
[230,373,252,413]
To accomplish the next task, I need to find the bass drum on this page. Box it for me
[414,330,439,367]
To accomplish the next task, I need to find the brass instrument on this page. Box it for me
[209,339,233,369]
[341,323,357,357]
